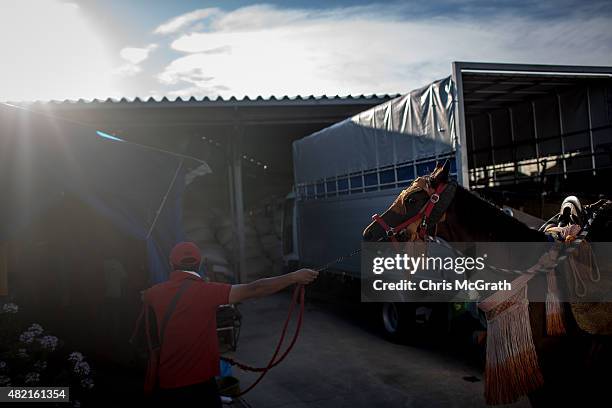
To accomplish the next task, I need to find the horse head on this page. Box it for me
[362,160,456,242]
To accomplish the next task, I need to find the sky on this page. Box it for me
[1,0,611,102]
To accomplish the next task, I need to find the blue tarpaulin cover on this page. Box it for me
[293,76,457,184]
[0,103,192,283]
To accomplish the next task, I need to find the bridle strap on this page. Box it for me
[371,213,396,240]
[419,182,448,238]
[372,182,448,242]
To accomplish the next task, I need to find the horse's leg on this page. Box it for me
[527,301,611,407]
[585,335,612,399]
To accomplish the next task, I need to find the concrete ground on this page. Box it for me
[228,289,530,408]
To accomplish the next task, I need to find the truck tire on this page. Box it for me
[380,302,416,343]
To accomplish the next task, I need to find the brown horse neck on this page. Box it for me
[437,186,547,243]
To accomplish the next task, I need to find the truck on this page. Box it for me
[282,61,612,338]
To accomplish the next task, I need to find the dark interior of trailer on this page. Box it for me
[463,72,612,217]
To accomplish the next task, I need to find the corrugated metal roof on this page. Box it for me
[13,94,400,109]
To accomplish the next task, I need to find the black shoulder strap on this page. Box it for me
[158,279,194,346]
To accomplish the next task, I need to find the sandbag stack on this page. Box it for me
[182,197,285,283]
[183,208,234,283]
[245,198,284,280]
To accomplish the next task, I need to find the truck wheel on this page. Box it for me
[380,302,415,343]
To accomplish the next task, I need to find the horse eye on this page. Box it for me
[407,197,416,204]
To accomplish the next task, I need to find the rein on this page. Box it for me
[221,284,305,398]
[372,181,451,242]
[220,249,363,398]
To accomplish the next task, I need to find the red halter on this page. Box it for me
[372,181,448,242]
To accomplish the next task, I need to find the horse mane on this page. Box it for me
[441,183,547,242]
[585,201,612,241]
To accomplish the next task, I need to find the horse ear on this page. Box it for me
[431,159,450,184]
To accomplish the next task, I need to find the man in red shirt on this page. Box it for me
[144,241,318,407]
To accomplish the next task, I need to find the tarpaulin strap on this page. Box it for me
[221,284,305,397]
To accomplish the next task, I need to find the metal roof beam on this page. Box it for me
[455,61,612,75]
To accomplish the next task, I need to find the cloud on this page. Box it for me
[113,64,142,77]
[114,44,157,77]
[207,4,311,32]
[0,0,117,101]
[154,8,220,35]
[156,3,612,98]
[120,44,157,64]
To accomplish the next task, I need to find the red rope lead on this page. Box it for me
[221,284,305,397]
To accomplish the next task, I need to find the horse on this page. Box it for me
[362,160,611,407]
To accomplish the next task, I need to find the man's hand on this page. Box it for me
[290,269,319,285]
[229,268,319,304]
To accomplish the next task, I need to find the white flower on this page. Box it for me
[0,361,6,370]
[28,324,44,336]
[68,352,84,363]
[38,335,59,351]
[73,361,90,376]
[24,372,40,385]
[0,375,10,386]
[2,303,18,313]
[17,348,28,359]
[80,378,94,390]
[19,331,35,344]
[33,361,47,372]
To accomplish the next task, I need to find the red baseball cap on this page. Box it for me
[170,242,201,269]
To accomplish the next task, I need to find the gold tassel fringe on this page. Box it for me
[545,269,566,336]
[483,286,544,405]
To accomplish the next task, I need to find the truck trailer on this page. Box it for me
[282,62,612,337]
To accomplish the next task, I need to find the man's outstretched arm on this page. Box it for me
[228,269,318,304]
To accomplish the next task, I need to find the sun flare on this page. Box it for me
[0,0,117,102]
